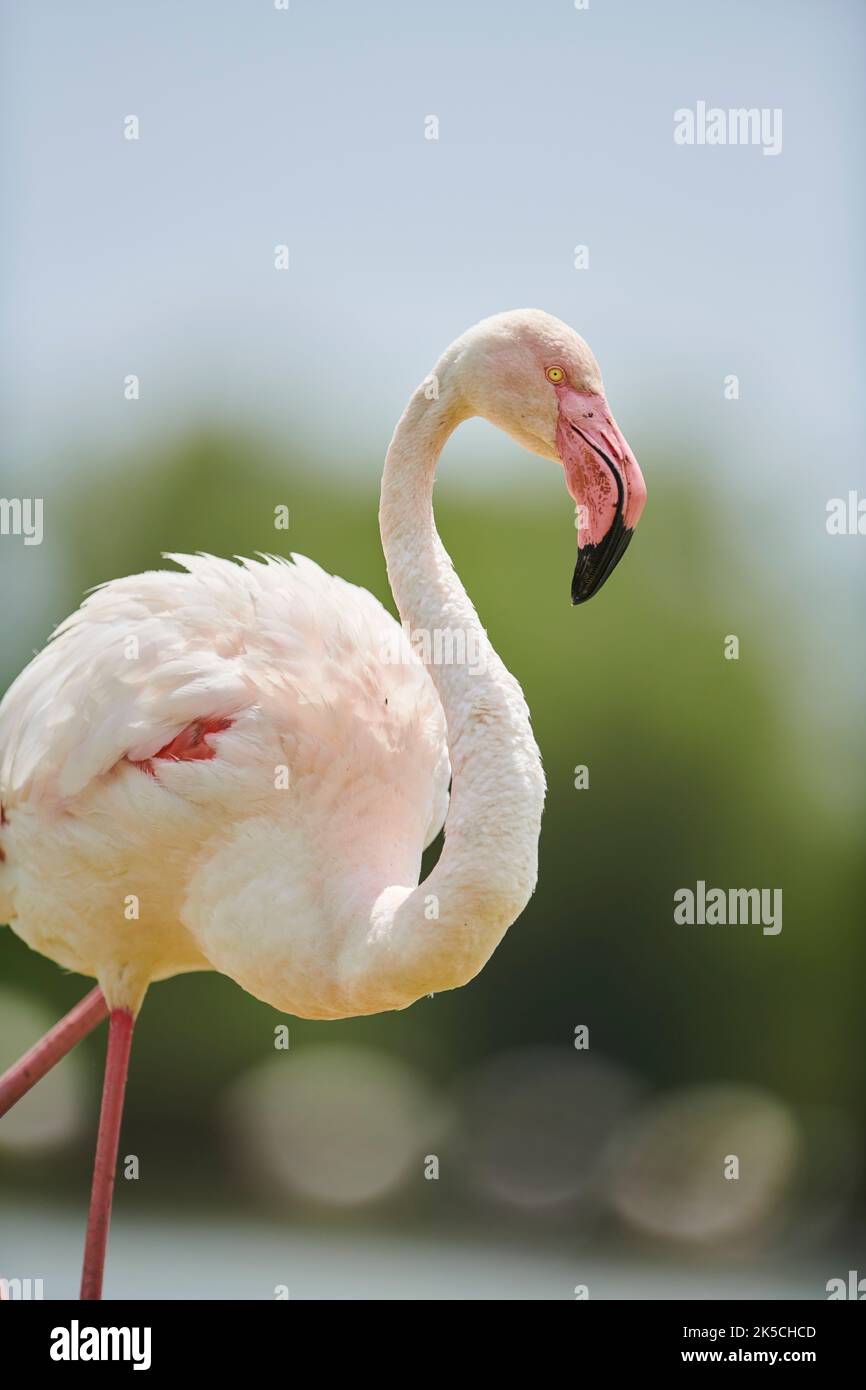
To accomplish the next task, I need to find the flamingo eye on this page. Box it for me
[546,366,565,384]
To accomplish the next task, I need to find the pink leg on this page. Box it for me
[80,1009,135,1301]
[0,987,108,1119]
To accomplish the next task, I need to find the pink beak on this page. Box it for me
[554,386,647,603]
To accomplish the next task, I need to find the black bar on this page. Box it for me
[2,1297,862,1374]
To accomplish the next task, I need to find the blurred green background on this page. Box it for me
[2,0,864,1298]
[1,428,863,1298]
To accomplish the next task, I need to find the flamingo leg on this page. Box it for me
[0,987,108,1119]
[80,1008,135,1301]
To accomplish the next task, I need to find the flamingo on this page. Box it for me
[0,308,646,1299]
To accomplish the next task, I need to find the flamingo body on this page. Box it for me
[0,309,647,1299]
[0,553,449,1017]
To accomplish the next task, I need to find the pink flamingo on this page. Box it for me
[0,310,646,1298]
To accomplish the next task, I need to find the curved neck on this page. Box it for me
[339,382,546,1013]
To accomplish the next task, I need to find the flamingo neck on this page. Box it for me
[338,378,546,1011]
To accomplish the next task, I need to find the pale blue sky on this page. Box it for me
[4,0,864,489]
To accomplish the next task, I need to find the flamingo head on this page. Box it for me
[452,308,647,603]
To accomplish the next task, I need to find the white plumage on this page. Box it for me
[0,553,449,1017]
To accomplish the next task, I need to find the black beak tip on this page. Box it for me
[571,556,604,605]
[571,522,635,605]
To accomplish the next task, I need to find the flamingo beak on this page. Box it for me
[554,388,647,604]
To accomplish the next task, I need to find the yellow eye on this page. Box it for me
[546,365,565,384]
